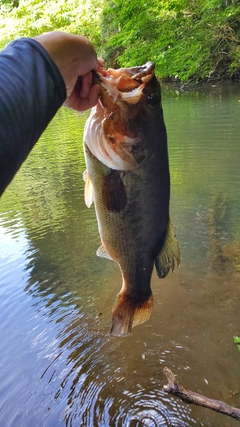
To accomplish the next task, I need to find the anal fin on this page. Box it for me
[155,220,181,279]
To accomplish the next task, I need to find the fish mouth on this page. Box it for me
[105,61,155,81]
[92,62,155,106]
[85,62,156,171]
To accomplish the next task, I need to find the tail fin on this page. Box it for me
[110,291,153,337]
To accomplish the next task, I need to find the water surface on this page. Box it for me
[0,84,240,426]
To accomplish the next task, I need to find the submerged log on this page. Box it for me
[163,367,240,421]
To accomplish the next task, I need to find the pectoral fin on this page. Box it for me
[155,220,181,278]
[102,170,127,212]
[83,170,94,208]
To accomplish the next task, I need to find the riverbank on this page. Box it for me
[0,0,240,84]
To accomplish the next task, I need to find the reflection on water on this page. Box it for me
[0,86,240,426]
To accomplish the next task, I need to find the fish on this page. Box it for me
[83,62,180,336]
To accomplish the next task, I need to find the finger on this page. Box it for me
[64,83,100,111]
[80,72,93,98]
[78,84,100,111]
[87,84,101,108]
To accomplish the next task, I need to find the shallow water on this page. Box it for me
[0,84,240,427]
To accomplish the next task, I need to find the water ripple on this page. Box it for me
[63,379,193,426]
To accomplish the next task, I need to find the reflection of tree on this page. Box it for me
[208,193,230,270]
[1,107,102,301]
[1,109,87,223]
[208,193,240,276]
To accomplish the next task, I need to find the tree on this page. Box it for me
[100,0,240,81]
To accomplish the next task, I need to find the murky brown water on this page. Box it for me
[0,84,240,426]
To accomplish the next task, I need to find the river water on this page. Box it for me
[0,83,240,427]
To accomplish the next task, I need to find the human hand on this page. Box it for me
[34,31,101,111]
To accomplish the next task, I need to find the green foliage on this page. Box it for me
[0,0,239,82]
[0,0,19,9]
[0,0,103,50]
[234,336,240,351]
[100,0,240,82]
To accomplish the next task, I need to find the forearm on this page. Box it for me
[0,38,66,196]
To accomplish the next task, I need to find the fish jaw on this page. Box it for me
[100,62,155,105]
[85,63,161,171]
[96,62,156,113]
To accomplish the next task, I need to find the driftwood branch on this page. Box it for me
[163,367,240,421]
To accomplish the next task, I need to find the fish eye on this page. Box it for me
[147,94,160,108]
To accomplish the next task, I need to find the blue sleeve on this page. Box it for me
[0,38,66,196]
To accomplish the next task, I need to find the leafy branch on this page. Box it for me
[234,336,240,351]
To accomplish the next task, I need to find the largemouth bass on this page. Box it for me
[83,62,180,336]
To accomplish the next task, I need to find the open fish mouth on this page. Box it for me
[92,62,155,105]
[84,62,157,171]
